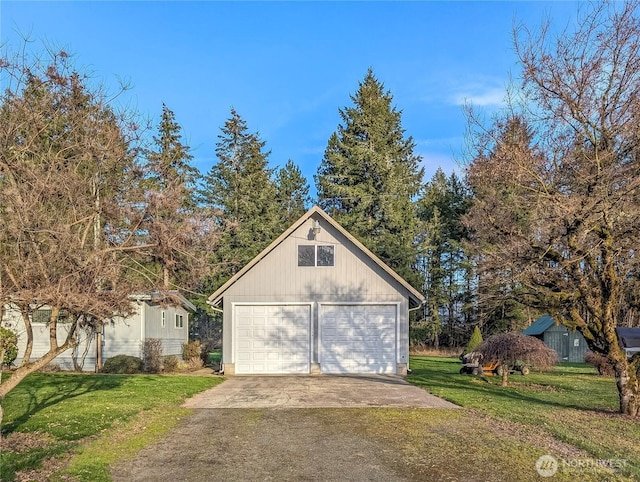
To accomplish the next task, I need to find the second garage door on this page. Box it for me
[320,304,397,374]
[235,304,311,374]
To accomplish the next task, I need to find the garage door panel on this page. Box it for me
[235,305,310,374]
[320,304,397,374]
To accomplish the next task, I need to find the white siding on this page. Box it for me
[1,299,192,371]
[221,213,411,373]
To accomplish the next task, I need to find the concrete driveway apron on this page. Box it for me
[182,375,458,409]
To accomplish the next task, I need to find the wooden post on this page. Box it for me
[95,329,103,372]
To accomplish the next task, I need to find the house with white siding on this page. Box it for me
[1,291,195,372]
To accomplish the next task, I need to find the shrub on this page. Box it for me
[182,340,202,361]
[199,339,218,366]
[464,326,483,355]
[102,355,143,374]
[584,351,615,376]
[163,355,180,373]
[186,357,204,370]
[38,363,61,373]
[143,338,163,373]
[0,326,18,367]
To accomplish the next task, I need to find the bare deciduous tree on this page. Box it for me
[465,2,640,415]
[0,47,218,424]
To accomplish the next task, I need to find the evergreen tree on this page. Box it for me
[315,69,424,286]
[146,103,199,205]
[275,159,311,226]
[199,108,279,289]
[417,169,472,346]
[144,104,210,291]
[464,326,483,355]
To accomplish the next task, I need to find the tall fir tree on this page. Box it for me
[199,108,279,289]
[315,69,424,287]
[275,159,311,226]
[417,169,473,346]
[147,104,198,197]
[144,104,211,291]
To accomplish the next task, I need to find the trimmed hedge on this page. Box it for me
[102,355,144,374]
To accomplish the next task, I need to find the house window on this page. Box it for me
[161,311,166,328]
[297,245,334,267]
[175,313,184,329]
[32,308,72,324]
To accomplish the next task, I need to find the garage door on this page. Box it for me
[320,304,397,374]
[235,304,311,374]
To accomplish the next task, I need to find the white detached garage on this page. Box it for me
[208,206,424,376]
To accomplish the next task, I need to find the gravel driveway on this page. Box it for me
[110,376,459,482]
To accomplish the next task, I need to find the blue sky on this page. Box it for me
[1,1,581,198]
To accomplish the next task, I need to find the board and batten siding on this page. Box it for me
[143,304,189,356]
[221,213,411,370]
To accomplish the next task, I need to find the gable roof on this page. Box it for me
[522,315,556,335]
[207,205,425,308]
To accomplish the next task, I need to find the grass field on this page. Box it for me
[0,373,223,481]
[408,356,640,479]
[1,358,638,481]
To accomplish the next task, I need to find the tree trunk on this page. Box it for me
[20,305,33,364]
[49,306,61,351]
[163,266,170,290]
[598,308,640,417]
[501,367,509,387]
[0,347,5,382]
[613,360,639,417]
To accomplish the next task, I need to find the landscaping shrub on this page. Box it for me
[463,326,483,355]
[182,340,202,361]
[102,355,143,374]
[163,355,180,373]
[0,326,18,367]
[199,339,218,366]
[584,351,615,376]
[39,363,61,373]
[185,357,204,370]
[143,338,163,373]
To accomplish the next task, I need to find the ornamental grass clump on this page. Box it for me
[475,332,558,386]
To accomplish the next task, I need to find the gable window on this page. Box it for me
[298,245,334,267]
[175,313,184,329]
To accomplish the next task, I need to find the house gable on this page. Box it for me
[209,206,424,376]
[209,206,424,306]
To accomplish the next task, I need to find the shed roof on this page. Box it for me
[616,327,640,349]
[129,291,197,312]
[522,315,556,335]
[207,205,425,308]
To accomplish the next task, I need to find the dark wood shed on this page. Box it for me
[522,315,589,363]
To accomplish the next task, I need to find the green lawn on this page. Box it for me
[408,356,640,479]
[0,372,223,481]
[1,359,638,481]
